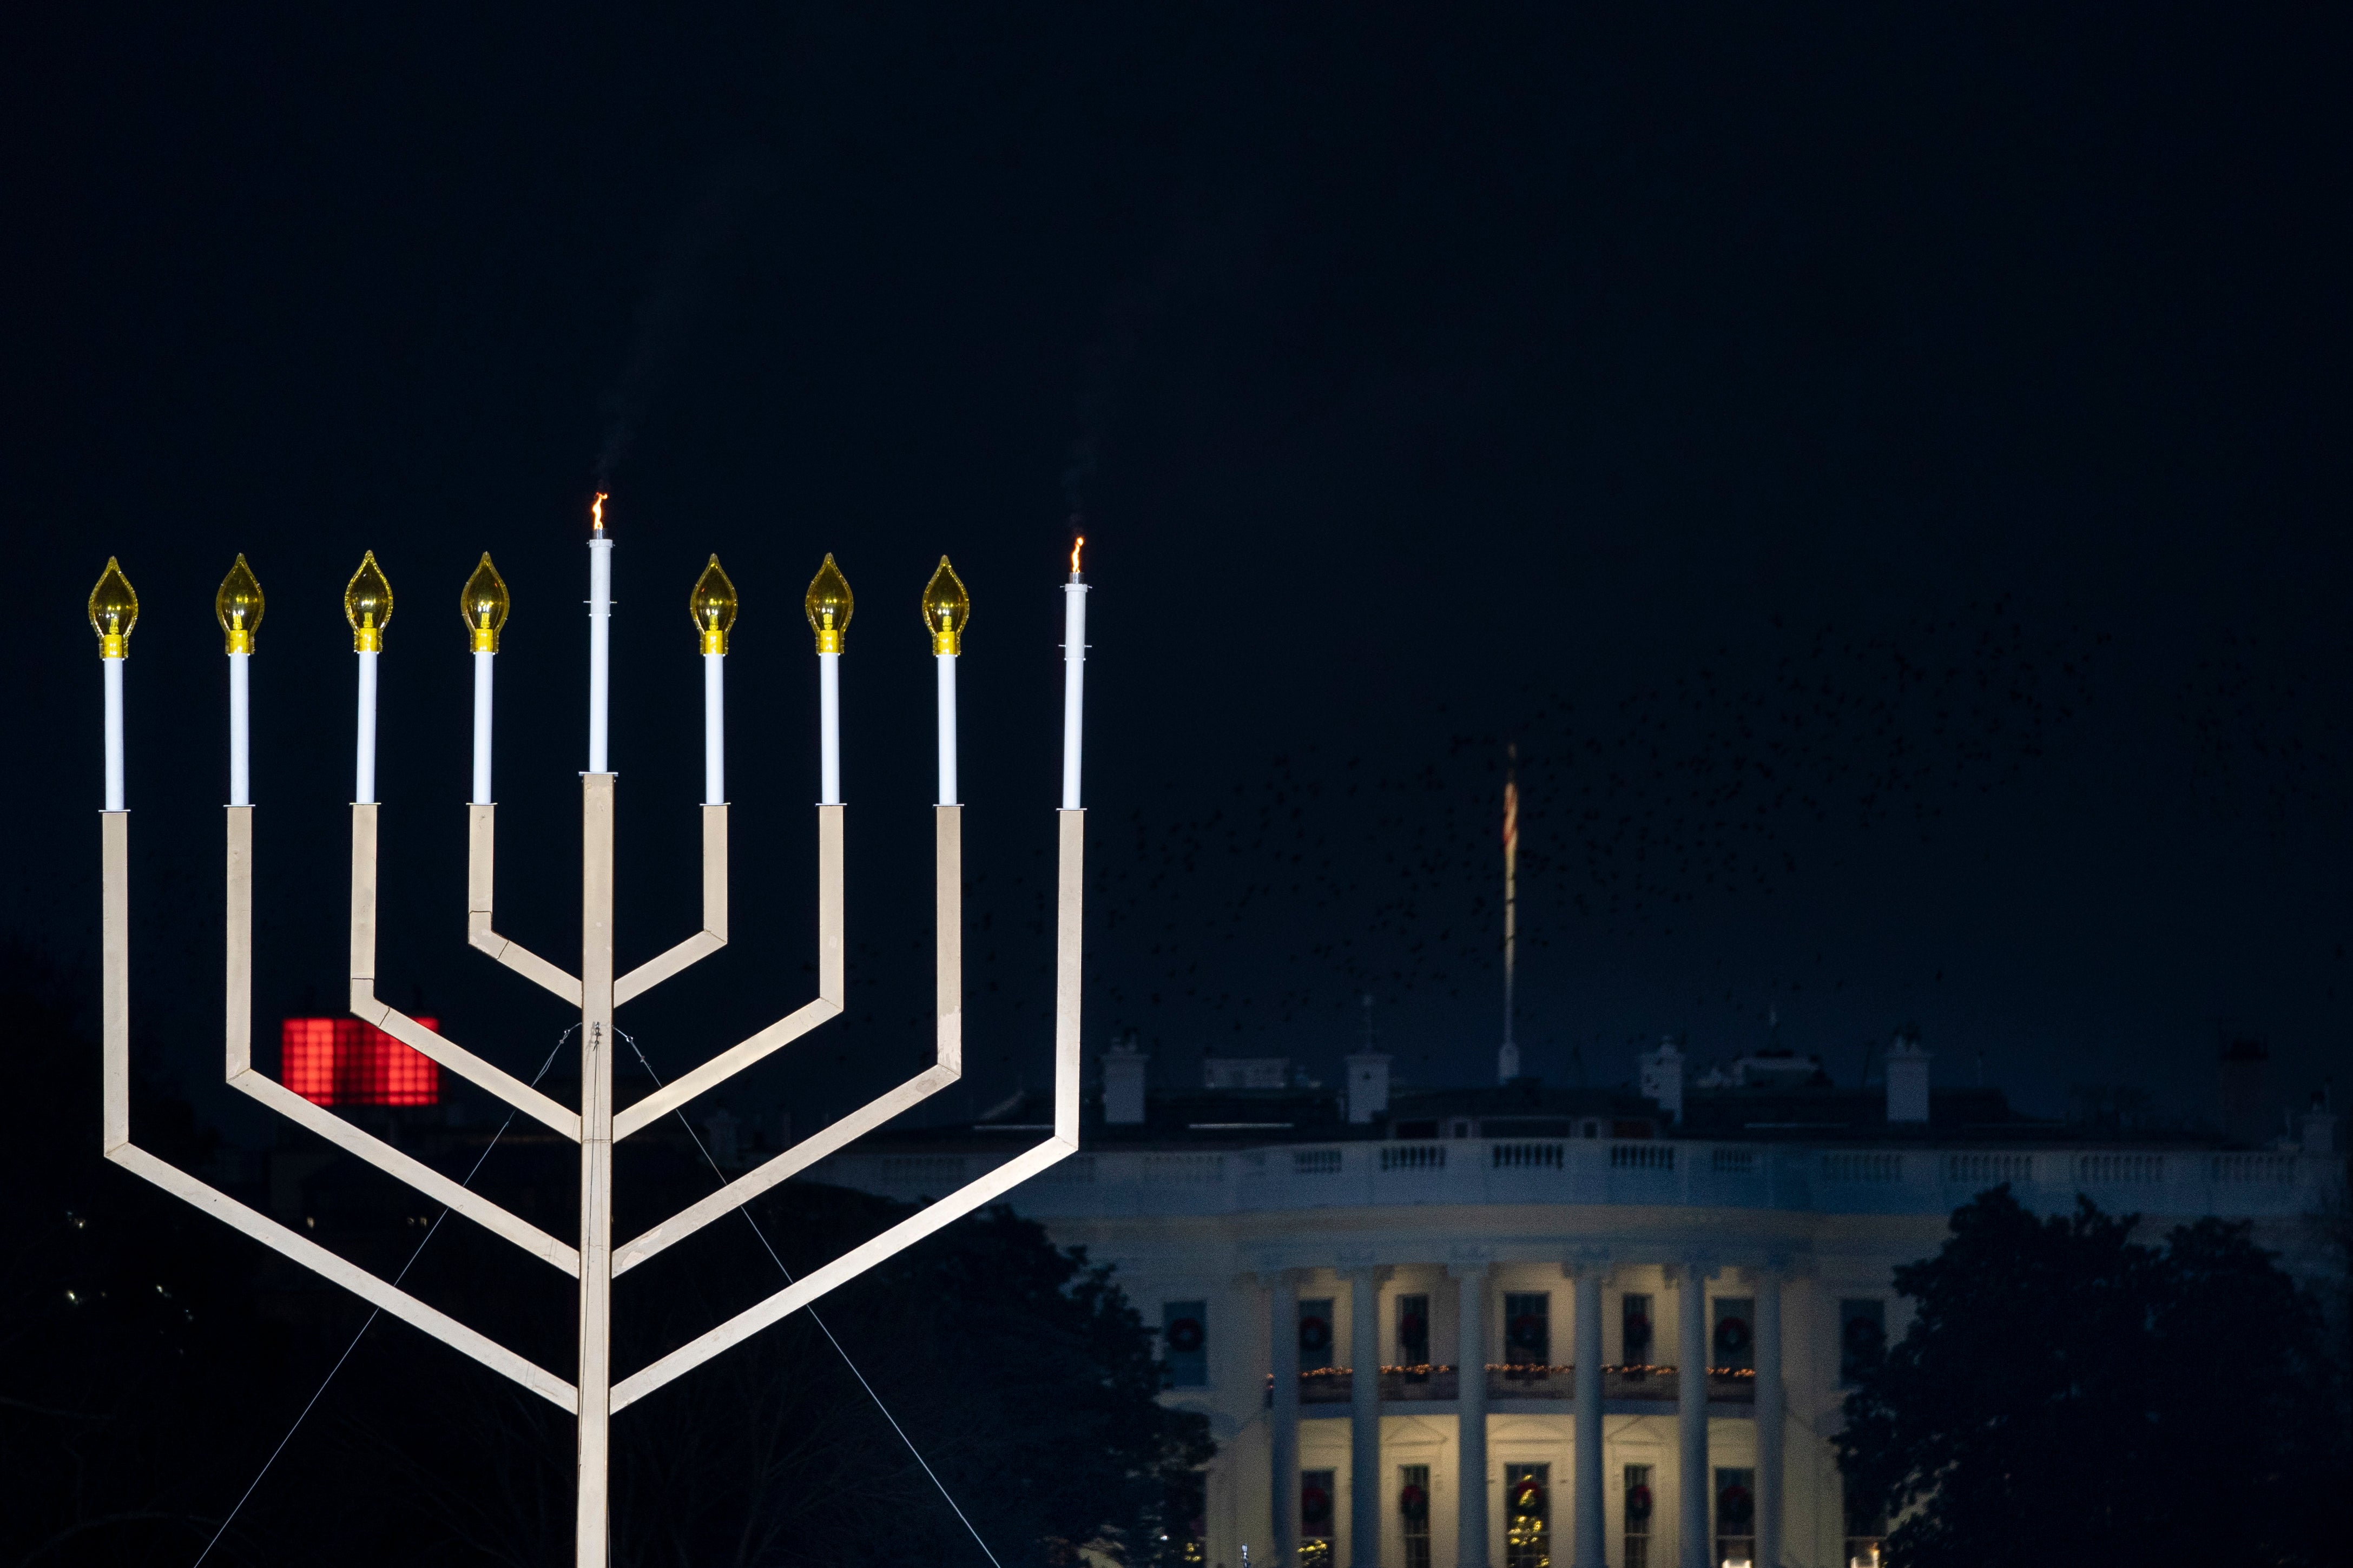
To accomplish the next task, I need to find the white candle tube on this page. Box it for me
[1060,578,1087,810]
[228,650,251,807]
[104,658,126,812]
[936,652,958,806]
[819,651,841,805]
[703,651,726,805]
[471,649,495,805]
[588,534,613,774]
[355,650,378,805]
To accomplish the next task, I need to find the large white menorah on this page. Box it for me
[88,530,1089,1565]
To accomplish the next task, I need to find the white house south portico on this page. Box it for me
[820,1041,2339,1568]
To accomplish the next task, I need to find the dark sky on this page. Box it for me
[7,3,2347,1143]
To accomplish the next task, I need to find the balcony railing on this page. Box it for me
[1274,1364,1758,1405]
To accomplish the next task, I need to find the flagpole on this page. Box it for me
[1500,744,1519,1084]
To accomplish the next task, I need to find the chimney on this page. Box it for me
[1639,1035,1684,1124]
[2302,1086,2339,1156]
[2218,1037,2269,1146]
[1346,1053,1392,1124]
[1886,1030,1930,1123]
[1103,1041,1149,1126]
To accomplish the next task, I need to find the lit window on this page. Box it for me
[1715,1466,1756,1568]
[1504,1292,1551,1379]
[1399,1464,1432,1568]
[1164,1300,1208,1387]
[1505,1464,1550,1568]
[1839,1299,1886,1386]
[1623,1464,1654,1568]
[1395,1292,1431,1381]
[1299,1298,1335,1370]
[1300,1470,1335,1567]
[1712,1297,1755,1372]
[1620,1292,1655,1367]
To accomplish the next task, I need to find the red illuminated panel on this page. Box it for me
[279,1017,440,1106]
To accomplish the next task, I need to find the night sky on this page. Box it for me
[8,4,2347,1146]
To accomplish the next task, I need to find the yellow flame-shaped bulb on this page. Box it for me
[921,556,970,654]
[88,557,139,659]
[344,551,394,652]
[690,555,739,655]
[803,553,853,653]
[214,554,265,654]
[459,554,509,653]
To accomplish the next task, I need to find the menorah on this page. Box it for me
[87,518,1091,1565]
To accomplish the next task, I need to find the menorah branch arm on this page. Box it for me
[353,804,583,1140]
[611,805,844,1141]
[614,804,728,1006]
[611,803,979,1269]
[231,1068,582,1273]
[611,808,1080,1359]
[613,1064,958,1274]
[611,1136,1075,1411]
[226,808,579,1272]
[466,803,584,1005]
[102,812,577,1413]
[108,1146,578,1410]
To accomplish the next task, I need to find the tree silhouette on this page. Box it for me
[1837,1187,2345,1568]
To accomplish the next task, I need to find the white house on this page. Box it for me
[818,1044,2340,1568]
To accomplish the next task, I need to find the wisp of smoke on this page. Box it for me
[593,152,779,487]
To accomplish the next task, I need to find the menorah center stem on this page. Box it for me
[576,771,618,1566]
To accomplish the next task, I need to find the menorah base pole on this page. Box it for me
[577,773,618,1565]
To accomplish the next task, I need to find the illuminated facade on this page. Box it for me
[825,1049,2341,1568]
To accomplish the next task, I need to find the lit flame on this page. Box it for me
[1070,535,1084,573]
[591,492,608,533]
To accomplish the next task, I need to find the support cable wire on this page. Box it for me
[189,1031,576,1568]
[616,1028,1005,1568]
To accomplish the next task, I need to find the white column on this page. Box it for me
[1571,1263,1606,1568]
[103,657,126,812]
[354,650,378,805]
[1269,1271,1302,1568]
[471,650,494,805]
[1677,1263,1709,1568]
[586,534,611,774]
[1755,1271,1784,1568]
[228,650,251,806]
[819,651,841,804]
[1349,1266,1385,1568]
[1060,577,1087,810]
[703,652,726,805]
[935,652,958,805]
[1453,1263,1492,1568]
